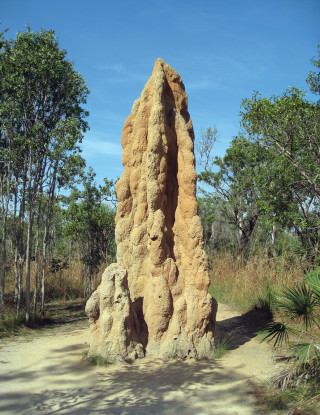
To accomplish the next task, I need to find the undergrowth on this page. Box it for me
[209,251,308,311]
[0,310,48,338]
[260,383,320,414]
[213,336,229,359]
[209,252,319,413]
[0,298,87,339]
[86,354,113,366]
[260,268,320,414]
[1,258,104,333]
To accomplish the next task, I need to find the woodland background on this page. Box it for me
[0,28,319,320]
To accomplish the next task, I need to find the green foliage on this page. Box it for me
[262,269,320,397]
[0,311,45,338]
[277,283,318,329]
[197,132,301,253]
[49,258,69,274]
[262,322,290,348]
[0,27,90,319]
[305,267,320,301]
[257,282,276,313]
[198,46,320,259]
[307,43,320,98]
[86,354,113,366]
[266,390,298,411]
[241,87,320,205]
[213,336,229,359]
[65,168,116,296]
[0,313,26,338]
[198,135,264,252]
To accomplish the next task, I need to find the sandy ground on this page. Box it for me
[0,304,282,415]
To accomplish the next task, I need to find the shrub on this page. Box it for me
[262,267,320,409]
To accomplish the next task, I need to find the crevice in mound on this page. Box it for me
[133,297,148,348]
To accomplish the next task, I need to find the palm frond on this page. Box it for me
[272,368,297,391]
[262,321,290,348]
[291,341,320,367]
[277,283,317,329]
[305,268,320,301]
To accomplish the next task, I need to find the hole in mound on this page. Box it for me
[133,297,148,348]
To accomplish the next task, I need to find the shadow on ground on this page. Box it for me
[44,300,88,326]
[0,302,273,415]
[216,305,272,350]
[0,358,264,415]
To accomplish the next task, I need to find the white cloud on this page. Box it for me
[96,63,146,83]
[82,137,122,157]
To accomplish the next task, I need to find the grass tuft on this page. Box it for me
[85,353,113,366]
[213,336,229,359]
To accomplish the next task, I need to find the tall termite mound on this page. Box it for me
[86,58,216,361]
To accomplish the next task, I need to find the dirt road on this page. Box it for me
[0,304,280,414]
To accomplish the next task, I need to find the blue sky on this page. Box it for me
[1,0,319,184]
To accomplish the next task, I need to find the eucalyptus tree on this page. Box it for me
[38,153,86,315]
[0,27,13,319]
[65,169,116,298]
[240,50,320,258]
[0,28,89,320]
[307,43,320,98]
[198,133,280,252]
[241,88,320,204]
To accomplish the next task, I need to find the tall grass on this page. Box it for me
[4,259,106,305]
[1,258,105,336]
[209,251,309,311]
[1,259,107,331]
[45,259,105,301]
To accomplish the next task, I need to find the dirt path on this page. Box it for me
[0,303,281,415]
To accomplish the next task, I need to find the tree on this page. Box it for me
[241,88,320,204]
[65,169,116,297]
[239,50,320,258]
[198,133,284,252]
[307,43,320,98]
[0,28,89,320]
[0,27,13,319]
[197,125,318,256]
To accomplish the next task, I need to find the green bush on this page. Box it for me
[262,267,320,406]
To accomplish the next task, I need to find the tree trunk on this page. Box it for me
[40,215,49,316]
[210,222,215,249]
[0,216,8,319]
[15,162,27,317]
[40,236,47,316]
[0,129,12,319]
[0,174,11,319]
[25,151,35,322]
[271,223,277,246]
[33,212,41,313]
[25,213,34,322]
[40,167,58,315]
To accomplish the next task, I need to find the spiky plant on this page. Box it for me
[277,282,318,329]
[262,268,320,408]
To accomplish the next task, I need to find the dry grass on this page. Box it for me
[1,258,105,334]
[4,259,107,310]
[209,251,308,311]
[45,260,106,300]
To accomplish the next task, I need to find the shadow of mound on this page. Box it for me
[216,305,273,351]
[0,358,266,415]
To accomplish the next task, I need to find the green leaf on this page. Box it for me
[262,321,291,347]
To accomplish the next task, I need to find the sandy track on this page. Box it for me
[0,304,280,415]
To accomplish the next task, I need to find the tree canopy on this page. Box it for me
[197,45,320,258]
[0,28,90,320]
